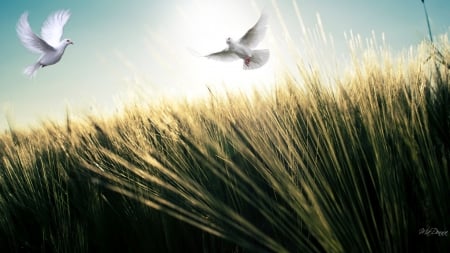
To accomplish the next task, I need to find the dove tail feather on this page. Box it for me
[243,49,270,70]
[24,62,41,78]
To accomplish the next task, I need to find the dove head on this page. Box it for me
[226,37,232,45]
[64,39,73,45]
[62,39,74,47]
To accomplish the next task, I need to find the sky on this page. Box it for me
[0,0,448,131]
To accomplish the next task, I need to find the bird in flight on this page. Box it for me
[16,10,73,78]
[205,11,269,70]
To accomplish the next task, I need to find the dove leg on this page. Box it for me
[243,49,270,70]
[244,57,251,66]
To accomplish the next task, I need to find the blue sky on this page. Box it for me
[0,0,448,130]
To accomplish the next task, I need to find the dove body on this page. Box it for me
[39,39,73,67]
[226,38,252,59]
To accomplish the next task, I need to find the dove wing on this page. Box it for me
[16,12,54,54]
[238,12,268,48]
[205,49,240,62]
[41,9,71,47]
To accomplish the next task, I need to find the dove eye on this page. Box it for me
[66,39,70,42]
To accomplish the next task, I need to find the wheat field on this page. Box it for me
[1,31,449,252]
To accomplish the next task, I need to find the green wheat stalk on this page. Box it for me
[421,0,433,43]
[421,0,450,69]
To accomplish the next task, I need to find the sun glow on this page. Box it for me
[139,0,279,100]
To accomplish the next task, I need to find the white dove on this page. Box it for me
[205,12,269,70]
[16,10,73,77]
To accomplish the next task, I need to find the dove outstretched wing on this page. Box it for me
[238,12,268,49]
[205,49,240,62]
[16,12,54,54]
[40,10,71,48]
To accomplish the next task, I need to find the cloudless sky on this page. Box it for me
[0,0,448,130]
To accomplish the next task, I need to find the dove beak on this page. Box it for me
[70,41,74,45]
